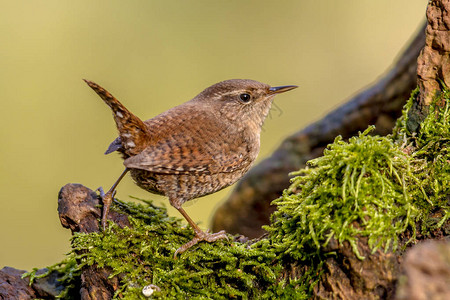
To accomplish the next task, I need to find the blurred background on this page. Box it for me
[0,0,425,270]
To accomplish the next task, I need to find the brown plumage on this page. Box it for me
[84,79,297,256]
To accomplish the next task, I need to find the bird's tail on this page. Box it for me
[83,79,149,156]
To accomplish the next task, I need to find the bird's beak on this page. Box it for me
[268,85,298,95]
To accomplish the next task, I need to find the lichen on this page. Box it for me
[24,88,449,299]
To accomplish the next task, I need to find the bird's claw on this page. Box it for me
[96,186,106,197]
[95,187,116,231]
[174,230,228,258]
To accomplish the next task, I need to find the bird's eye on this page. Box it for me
[239,93,251,103]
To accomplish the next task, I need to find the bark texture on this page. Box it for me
[408,0,450,132]
[417,0,450,106]
[395,240,450,300]
[313,237,400,299]
[0,267,36,300]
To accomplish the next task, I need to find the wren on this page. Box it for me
[83,79,297,256]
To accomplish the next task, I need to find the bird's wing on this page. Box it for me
[123,109,253,175]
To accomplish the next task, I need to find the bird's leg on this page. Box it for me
[173,205,227,258]
[98,168,130,230]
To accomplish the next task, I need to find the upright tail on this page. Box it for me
[83,79,150,156]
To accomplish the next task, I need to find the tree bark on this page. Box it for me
[408,0,450,132]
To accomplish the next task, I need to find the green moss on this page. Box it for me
[407,89,450,229]
[394,88,450,228]
[268,88,449,263]
[24,88,449,298]
[268,127,418,260]
[27,199,286,299]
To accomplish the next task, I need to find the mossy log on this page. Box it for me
[24,104,450,298]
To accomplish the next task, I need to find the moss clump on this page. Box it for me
[396,88,450,229]
[27,199,285,299]
[268,127,416,260]
[25,88,449,299]
[268,88,449,263]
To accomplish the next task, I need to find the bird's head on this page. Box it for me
[194,79,297,130]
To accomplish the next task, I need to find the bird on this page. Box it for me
[83,78,297,256]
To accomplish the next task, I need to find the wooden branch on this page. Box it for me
[417,0,450,106]
[408,0,450,132]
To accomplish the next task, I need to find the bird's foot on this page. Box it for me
[96,187,116,199]
[96,187,116,231]
[174,230,228,258]
[96,186,106,197]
